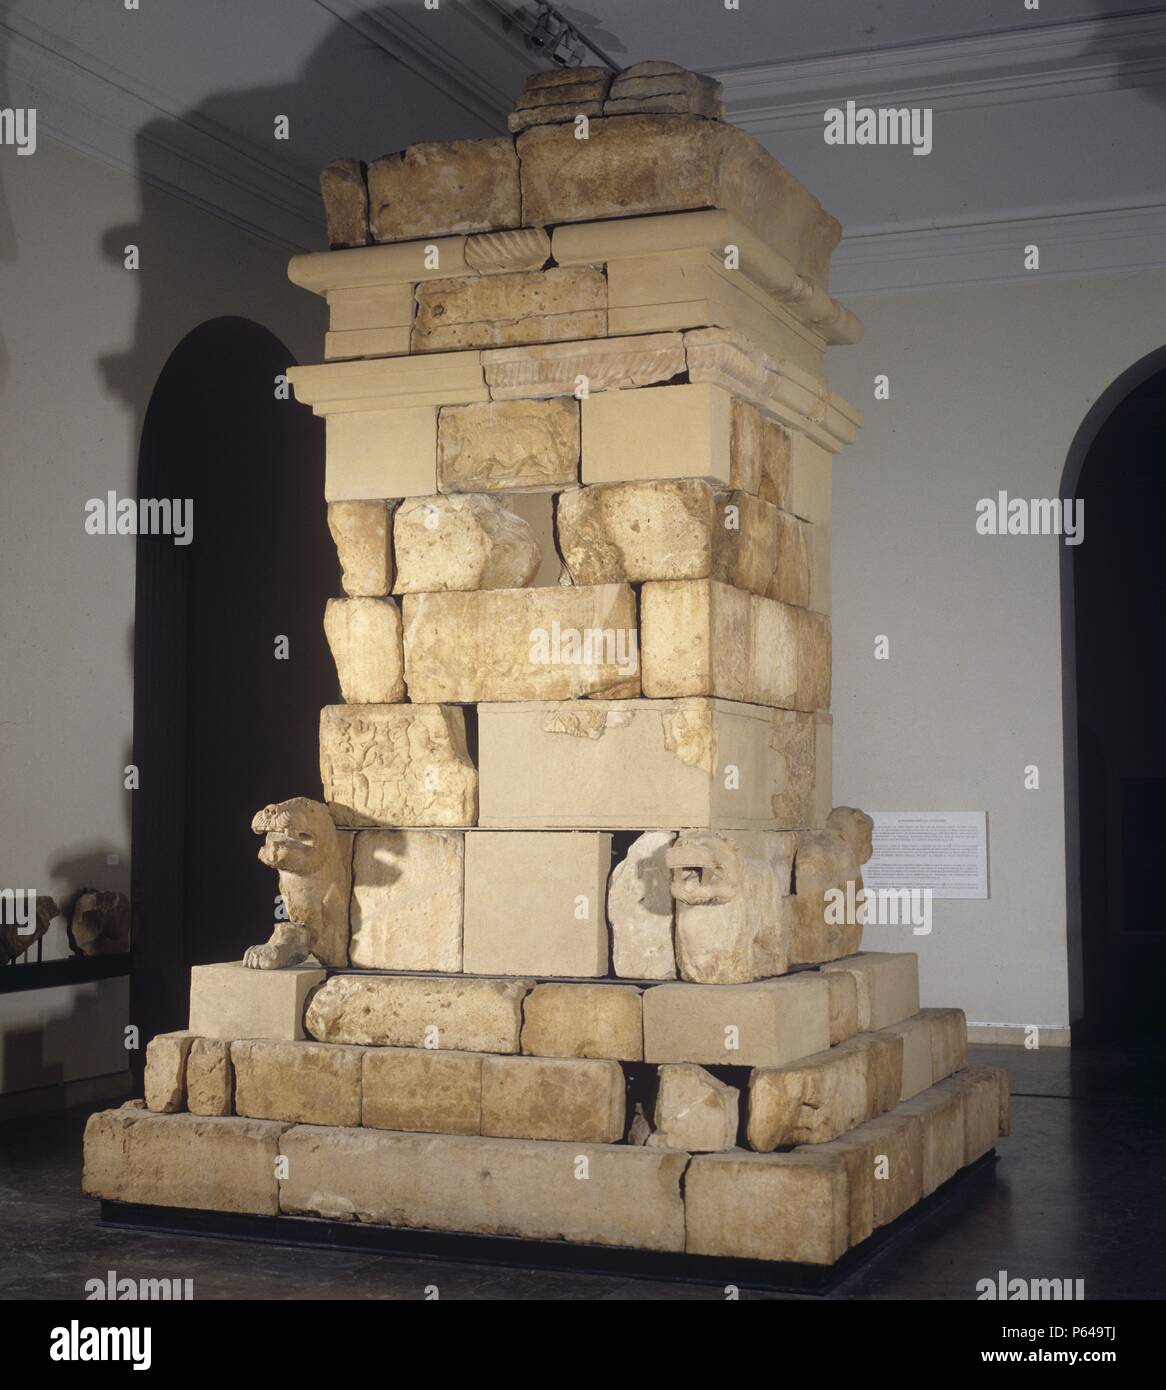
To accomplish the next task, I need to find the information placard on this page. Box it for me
[862,811,988,900]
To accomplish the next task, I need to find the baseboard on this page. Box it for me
[967,1024,1072,1047]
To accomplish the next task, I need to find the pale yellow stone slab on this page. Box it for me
[821,952,920,1031]
[582,382,732,487]
[393,494,540,593]
[186,1038,234,1118]
[958,1067,1006,1161]
[188,962,324,1042]
[921,1006,968,1082]
[231,1040,363,1128]
[289,238,472,297]
[648,1064,738,1152]
[320,157,369,249]
[324,406,438,501]
[324,326,413,361]
[521,982,644,1060]
[788,431,833,524]
[362,1048,483,1135]
[328,500,394,596]
[412,266,606,352]
[368,137,520,242]
[327,283,414,332]
[898,1083,966,1196]
[291,353,488,413]
[481,1055,625,1142]
[768,510,811,608]
[144,1031,192,1113]
[806,1106,924,1230]
[323,597,405,704]
[482,332,685,400]
[350,829,464,972]
[878,1013,934,1102]
[827,968,859,1045]
[438,397,579,493]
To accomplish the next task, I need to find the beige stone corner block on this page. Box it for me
[83,1109,290,1215]
[368,137,520,242]
[797,607,832,711]
[477,697,812,831]
[324,406,438,502]
[767,510,811,608]
[350,829,464,972]
[787,890,857,967]
[323,596,405,704]
[326,282,414,332]
[319,703,478,828]
[231,1039,363,1128]
[413,266,606,353]
[806,520,831,614]
[516,117,840,289]
[897,1083,966,1197]
[648,1063,738,1153]
[464,226,551,274]
[810,1106,924,1230]
[320,158,369,249]
[521,982,644,1061]
[292,353,488,414]
[957,1067,1008,1161]
[279,1126,687,1251]
[827,968,859,1045]
[186,1038,234,1118]
[306,973,532,1053]
[463,830,612,977]
[328,500,394,596]
[402,584,639,704]
[878,1014,934,1102]
[289,238,474,299]
[812,711,833,829]
[921,1007,969,1083]
[582,383,731,487]
[642,972,830,1068]
[685,1149,850,1264]
[608,830,677,979]
[731,397,791,504]
[481,1055,625,1143]
[482,332,685,400]
[788,432,833,524]
[188,962,324,1042]
[438,396,579,493]
[362,1048,482,1135]
[769,708,817,830]
[822,953,921,1032]
[143,1032,193,1113]
[393,494,540,594]
[558,479,713,586]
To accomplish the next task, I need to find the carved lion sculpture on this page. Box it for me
[0,895,57,964]
[244,798,351,970]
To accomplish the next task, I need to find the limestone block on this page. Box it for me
[509,98,606,133]
[787,886,862,967]
[922,1006,968,1082]
[685,1149,849,1264]
[516,117,840,289]
[306,974,532,1053]
[608,830,677,980]
[362,1048,482,1135]
[807,519,831,614]
[798,608,832,711]
[732,397,790,504]
[231,1039,363,1128]
[829,1108,924,1229]
[523,65,611,93]
[481,1055,625,1142]
[482,332,685,400]
[463,831,611,977]
[711,491,784,595]
[768,510,811,608]
[438,397,579,493]
[328,500,394,596]
[789,432,833,524]
[392,494,540,594]
[898,1083,966,1196]
[279,1127,688,1251]
[323,597,405,704]
[827,969,859,1045]
[319,703,477,828]
[320,158,369,249]
[607,63,722,113]
[960,1067,1006,1162]
[186,1038,234,1118]
[413,267,606,353]
[292,352,488,413]
[508,69,611,132]
[350,829,464,972]
[642,972,830,1068]
[477,697,813,830]
[812,711,833,829]
[464,226,551,274]
[879,1014,934,1102]
[648,1064,738,1152]
[324,405,438,502]
[402,584,639,703]
[144,1032,192,1113]
[521,982,644,1060]
[368,138,520,242]
[822,952,920,1031]
[582,383,731,487]
[188,962,325,1041]
[769,708,817,830]
[83,1109,289,1215]
[324,280,413,359]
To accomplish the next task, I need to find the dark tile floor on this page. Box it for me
[1,1044,1163,1301]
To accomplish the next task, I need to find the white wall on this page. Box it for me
[826,268,1166,1032]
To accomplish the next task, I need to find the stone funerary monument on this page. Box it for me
[84,62,1007,1269]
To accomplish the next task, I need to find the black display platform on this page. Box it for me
[100,1150,997,1294]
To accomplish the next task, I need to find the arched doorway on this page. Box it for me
[131,317,336,1060]
[1062,348,1166,1044]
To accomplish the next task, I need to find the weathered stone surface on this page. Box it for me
[826,967,859,1045]
[368,138,520,242]
[822,953,920,1032]
[186,1038,234,1118]
[402,584,639,702]
[606,63,723,119]
[350,829,464,971]
[922,1007,968,1082]
[464,226,551,274]
[83,1109,289,1215]
[324,596,405,704]
[768,510,811,607]
[508,70,611,131]
[817,1108,924,1229]
[582,383,731,486]
[362,1048,482,1135]
[463,831,612,977]
[879,1014,934,1101]
[787,889,860,966]
[796,806,873,895]
[648,1063,738,1152]
[525,65,611,91]
[188,962,325,1041]
[685,1149,850,1264]
[797,607,832,711]
[898,1083,966,1196]
[521,982,643,1060]
[306,974,532,1053]
[144,1032,192,1113]
[806,518,831,614]
[770,708,817,830]
[608,830,677,979]
[320,703,478,828]
[279,1126,688,1250]
[509,98,605,132]
[438,397,579,493]
[483,332,685,400]
[320,158,369,248]
[393,494,540,593]
[413,266,606,352]
[477,697,813,830]
[481,1055,625,1142]
[711,491,784,594]
[959,1067,1007,1161]
[642,972,830,1067]
[731,397,790,503]
[328,500,394,596]
[231,1039,363,1128]
[518,117,840,288]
